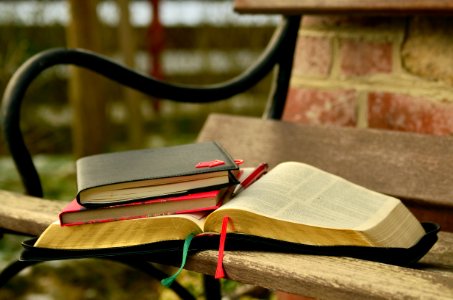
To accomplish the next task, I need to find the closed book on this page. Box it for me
[60,189,230,226]
[76,142,239,207]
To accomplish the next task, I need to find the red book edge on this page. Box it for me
[59,190,222,226]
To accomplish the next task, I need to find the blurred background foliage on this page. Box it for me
[0,0,278,299]
[0,0,278,157]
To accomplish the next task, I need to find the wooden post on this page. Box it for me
[118,0,145,148]
[66,0,108,158]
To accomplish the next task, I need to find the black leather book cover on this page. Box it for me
[76,141,239,207]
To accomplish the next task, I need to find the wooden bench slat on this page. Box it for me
[148,231,453,299]
[197,114,453,230]
[1,190,452,298]
[1,177,452,298]
[234,0,453,15]
[0,190,63,236]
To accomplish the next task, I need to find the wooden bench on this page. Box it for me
[191,113,453,298]
[1,114,453,298]
[234,0,453,15]
[0,190,62,236]
[2,0,453,299]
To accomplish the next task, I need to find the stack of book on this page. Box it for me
[31,143,436,268]
[58,141,241,226]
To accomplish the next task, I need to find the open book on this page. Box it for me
[35,162,426,250]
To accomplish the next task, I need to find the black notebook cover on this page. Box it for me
[76,141,239,207]
[20,222,439,267]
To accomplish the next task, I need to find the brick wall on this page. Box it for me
[283,16,453,135]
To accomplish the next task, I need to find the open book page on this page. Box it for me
[218,162,399,229]
[35,213,206,249]
[205,162,425,247]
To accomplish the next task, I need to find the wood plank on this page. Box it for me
[0,190,64,236]
[234,0,453,15]
[2,191,452,299]
[1,190,452,298]
[197,114,453,230]
[148,231,453,299]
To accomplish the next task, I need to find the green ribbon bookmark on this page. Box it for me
[161,233,195,287]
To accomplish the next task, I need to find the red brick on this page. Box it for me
[292,36,333,78]
[340,39,393,76]
[368,92,453,135]
[282,87,357,126]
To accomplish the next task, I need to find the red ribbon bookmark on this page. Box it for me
[195,160,225,168]
[215,216,230,279]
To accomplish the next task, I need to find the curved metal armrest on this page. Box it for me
[1,16,301,198]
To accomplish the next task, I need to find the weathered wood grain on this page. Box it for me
[0,190,64,236]
[2,188,452,298]
[2,187,451,298]
[1,160,452,298]
[197,114,453,231]
[150,231,453,299]
[234,0,453,15]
